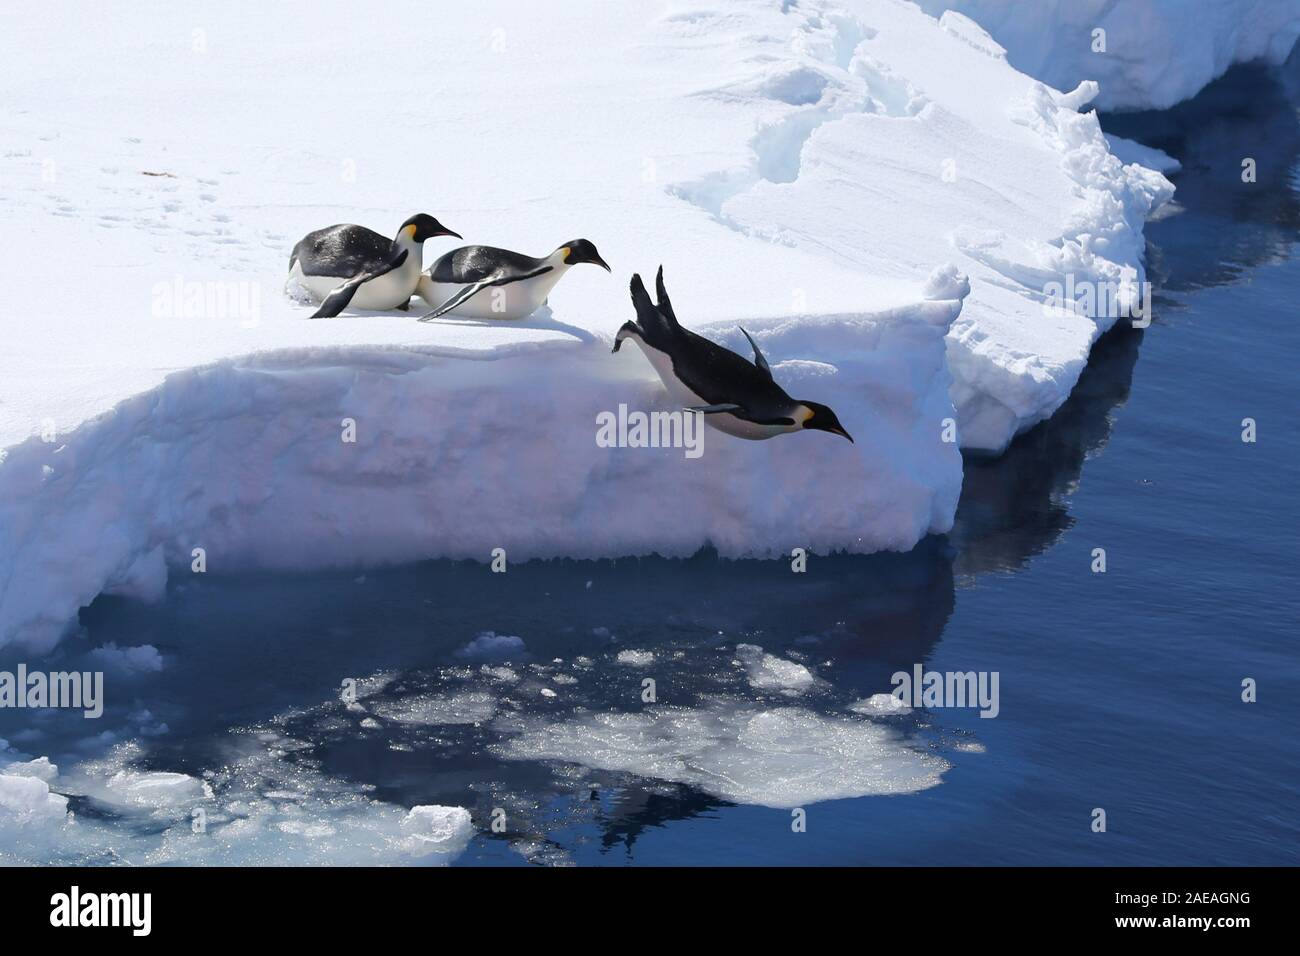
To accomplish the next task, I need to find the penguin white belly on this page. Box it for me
[626,337,795,441]
[290,259,418,311]
[419,271,563,320]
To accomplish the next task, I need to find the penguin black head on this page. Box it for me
[400,213,461,243]
[797,401,854,442]
[559,239,611,272]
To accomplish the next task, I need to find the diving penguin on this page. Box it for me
[415,239,610,321]
[288,214,461,319]
[613,267,853,442]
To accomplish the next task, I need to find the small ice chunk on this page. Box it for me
[105,769,210,807]
[455,632,526,662]
[735,644,815,694]
[89,642,164,674]
[1,756,58,782]
[0,773,68,824]
[400,805,474,855]
[616,650,655,667]
[849,693,913,716]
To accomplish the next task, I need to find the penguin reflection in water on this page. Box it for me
[416,239,610,321]
[288,213,461,319]
[613,268,853,443]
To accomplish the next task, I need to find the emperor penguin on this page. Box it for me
[613,267,853,442]
[288,213,461,319]
[415,239,610,321]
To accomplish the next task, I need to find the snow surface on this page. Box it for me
[0,0,1175,649]
[920,0,1300,111]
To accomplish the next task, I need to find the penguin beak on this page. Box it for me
[439,227,463,240]
[807,419,854,442]
[591,254,612,272]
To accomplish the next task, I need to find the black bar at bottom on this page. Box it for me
[1,866,1283,939]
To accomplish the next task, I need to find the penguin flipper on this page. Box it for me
[686,403,744,414]
[417,279,495,321]
[310,248,410,319]
[738,326,772,378]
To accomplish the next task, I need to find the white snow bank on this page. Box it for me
[0,1,968,653]
[0,0,1177,648]
[687,1,1174,451]
[919,0,1300,111]
[497,702,947,808]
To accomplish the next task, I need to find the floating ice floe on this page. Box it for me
[498,701,947,808]
[369,690,498,726]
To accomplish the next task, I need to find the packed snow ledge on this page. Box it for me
[919,0,1300,112]
[0,0,1172,650]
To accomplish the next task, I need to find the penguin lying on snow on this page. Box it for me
[416,239,610,321]
[288,213,461,319]
[613,267,853,442]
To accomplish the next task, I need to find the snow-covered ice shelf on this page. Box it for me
[0,0,1176,650]
[920,0,1300,111]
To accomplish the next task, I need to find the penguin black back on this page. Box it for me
[428,245,549,285]
[624,269,789,411]
[291,224,395,278]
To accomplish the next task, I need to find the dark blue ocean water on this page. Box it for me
[3,63,1297,867]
